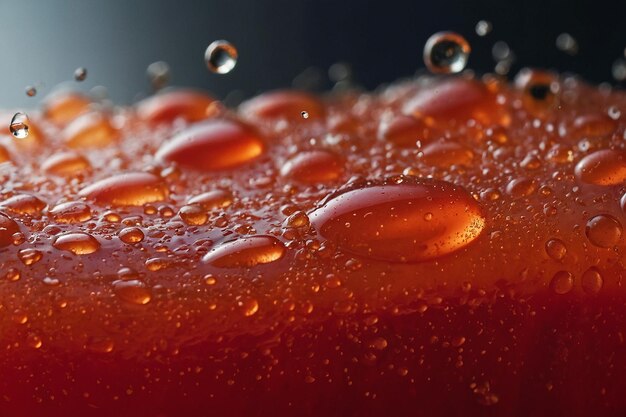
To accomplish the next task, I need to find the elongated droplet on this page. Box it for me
[310,177,485,262]
[79,173,169,206]
[53,232,100,255]
[203,235,286,268]
[112,280,151,305]
[187,190,233,210]
[49,202,92,223]
[42,152,91,177]
[137,90,215,125]
[280,150,344,184]
[575,149,626,186]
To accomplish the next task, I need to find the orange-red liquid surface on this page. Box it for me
[1,73,626,416]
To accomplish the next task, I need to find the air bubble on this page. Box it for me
[9,112,30,139]
[205,40,238,74]
[74,67,87,82]
[423,32,471,74]
[475,20,492,37]
[25,86,37,97]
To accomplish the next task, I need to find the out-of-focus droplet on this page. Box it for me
[53,232,100,255]
[64,112,119,148]
[1,194,47,216]
[515,69,560,112]
[545,238,567,261]
[239,298,259,317]
[310,178,485,262]
[9,112,30,139]
[301,111,309,119]
[42,91,91,125]
[581,267,603,295]
[137,90,216,125]
[423,32,471,74]
[475,20,492,37]
[240,90,324,121]
[205,40,238,74]
[555,33,578,55]
[203,235,286,268]
[550,270,574,295]
[420,141,474,168]
[575,149,626,186]
[146,61,170,91]
[74,67,87,81]
[25,86,37,97]
[280,150,344,184]
[112,279,152,305]
[612,59,626,82]
[0,212,20,247]
[42,152,92,177]
[79,173,169,206]
[608,106,621,120]
[585,214,622,248]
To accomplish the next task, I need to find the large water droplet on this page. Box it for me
[309,177,485,262]
[156,119,264,171]
[280,150,344,184]
[187,190,233,210]
[585,214,622,248]
[575,149,626,186]
[49,202,92,223]
[53,232,100,255]
[205,40,238,74]
[118,227,145,244]
[64,112,119,148]
[1,194,47,216]
[80,173,169,207]
[545,238,567,261]
[203,235,286,268]
[9,112,30,139]
[423,32,471,74]
[420,141,474,168]
[137,90,215,125]
[42,152,91,177]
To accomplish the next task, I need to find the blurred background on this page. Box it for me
[0,0,624,108]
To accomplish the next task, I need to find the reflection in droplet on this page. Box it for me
[205,40,238,74]
[9,112,30,139]
[423,32,471,74]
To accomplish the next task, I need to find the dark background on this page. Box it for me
[0,0,624,108]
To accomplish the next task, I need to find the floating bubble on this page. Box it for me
[9,112,30,139]
[423,32,471,74]
[608,106,621,120]
[146,61,170,90]
[205,40,238,74]
[74,67,87,82]
[475,20,492,37]
[25,86,37,97]
[555,33,578,55]
[613,59,626,82]
[300,111,309,119]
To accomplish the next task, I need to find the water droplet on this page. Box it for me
[137,90,215,125]
[369,337,388,350]
[112,279,152,305]
[506,178,536,198]
[575,149,626,186]
[475,20,492,37]
[53,232,100,255]
[608,106,621,120]
[378,114,430,147]
[42,91,91,125]
[18,248,43,266]
[1,194,47,216]
[49,202,92,223]
[280,150,344,184]
[79,172,169,206]
[423,32,470,74]
[239,298,259,317]
[156,119,264,171]
[612,59,626,82]
[585,214,622,248]
[555,33,578,55]
[64,112,118,148]
[25,86,37,97]
[581,267,603,295]
[205,40,238,74]
[74,67,87,81]
[42,151,91,177]
[118,227,145,244]
[420,141,474,168]
[310,177,485,262]
[301,111,309,119]
[187,190,233,210]
[146,61,170,90]
[0,212,20,247]
[515,69,559,112]
[240,90,324,121]
[178,204,208,225]
[550,270,574,295]
[545,238,567,261]
[203,235,286,268]
[85,337,115,353]
[27,333,43,349]
[9,112,30,139]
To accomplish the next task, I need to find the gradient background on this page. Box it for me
[0,0,624,108]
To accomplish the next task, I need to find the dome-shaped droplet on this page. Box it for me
[9,112,30,139]
[118,227,145,244]
[156,119,264,171]
[550,270,574,295]
[423,32,471,74]
[280,150,344,184]
[205,40,238,74]
[581,267,603,295]
[74,67,87,82]
[575,149,626,186]
[137,90,215,125]
[585,214,622,248]
[309,177,485,262]
[545,238,567,261]
[64,112,119,148]
[49,201,92,223]
[1,194,47,216]
[420,141,474,168]
[18,248,43,266]
[377,114,431,147]
[0,212,20,247]
[187,190,233,210]
[240,90,324,121]
[42,152,91,177]
[112,279,152,305]
[178,205,208,225]
[53,232,100,255]
[79,173,169,206]
[42,91,91,125]
[202,235,286,268]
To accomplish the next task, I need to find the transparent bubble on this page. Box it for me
[9,112,30,139]
[608,106,621,120]
[74,67,87,82]
[475,20,492,37]
[147,61,170,90]
[25,86,37,97]
[301,111,309,119]
[423,32,471,74]
[205,40,238,74]
[555,33,578,55]
[613,59,626,82]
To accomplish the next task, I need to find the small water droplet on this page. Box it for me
[239,298,259,317]
[423,32,471,74]
[545,238,567,261]
[612,59,626,82]
[74,67,87,81]
[146,61,170,90]
[25,86,37,97]
[301,110,309,119]
[18,248,43,266]
[555,33,578,55]
[9,112,30,139]
[585,214,622,248]
[53,232,100,255]
[475,20,492,37]
[205,40,238,74]
[575,149,626,186]
[550,270,574,295]
[203,235,286,268]
[280,150,344,184]
[49,202,92,223]
[608,106,621,120]
[118,227,145,244]
[581,267,603,295]
[112,279,152,305]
